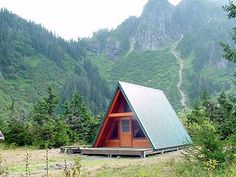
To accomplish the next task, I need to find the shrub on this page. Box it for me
[184,93,236,172]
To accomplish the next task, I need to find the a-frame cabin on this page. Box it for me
[93,81,192,150]
[94,85,151,148]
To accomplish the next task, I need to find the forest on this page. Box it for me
[1,87,99,148]
[0,0,236,176]
[0,8,111,117]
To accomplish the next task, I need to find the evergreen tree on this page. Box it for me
[63,93,99,144]
[31,87,70,148]
[220,0,236,148]
[186,93,236,169]
[222,1,236,83]
[4,101,32,146]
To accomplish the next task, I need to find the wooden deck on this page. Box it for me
[60,146,181,158]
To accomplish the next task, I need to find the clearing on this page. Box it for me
[0,145,183,177]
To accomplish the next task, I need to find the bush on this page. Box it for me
[184,93,236,171]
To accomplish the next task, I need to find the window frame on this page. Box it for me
[108,119,119,140]
[132,119,146,139]
[121,119,130,132]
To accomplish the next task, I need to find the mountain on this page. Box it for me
[87,0,236,110]
[0,9,110,119]
[0,0,235,119]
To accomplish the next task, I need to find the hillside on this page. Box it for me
[0,9,110,120]
[0,1,235,176]
[0,0,235,118]
[93,48,181,108]
[88,0,236,109]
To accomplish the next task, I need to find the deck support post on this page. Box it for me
[142,151,146,158]
[107,154,112,158]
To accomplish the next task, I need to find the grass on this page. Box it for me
[92,54,114,88]
[1,144,235,177]
[0,144,183,176]
[93,48,182,110]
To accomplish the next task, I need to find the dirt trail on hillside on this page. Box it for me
[125,38,136,58]
[171,35,187,109]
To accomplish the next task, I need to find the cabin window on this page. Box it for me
[122,119,130,132]
[133,119,145,138]
[109,120,118,139]
[124,102,131,112]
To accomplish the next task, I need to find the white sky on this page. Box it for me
[0,0,181,40]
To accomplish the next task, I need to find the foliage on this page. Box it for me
[221,0,236,72]
[185,93,236,170]
[30,87,70,148]
[175,0,235,104]
[2,86,99,148]
[95,159,236,177]
[182,1,236,174]
[0,8,110,121]
[172,159,236,177]
[0,0,235,119]
[93,48,182,110]
[63,93,100,144]
[31,87,59,125]
[25,151,30,177]
[90,0,235,109]
[72,156,81,177]
[4,101,33,146]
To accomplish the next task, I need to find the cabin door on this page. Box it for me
[120,117,132,147]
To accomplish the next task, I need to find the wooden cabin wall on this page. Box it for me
[102,116,151,148]
[95,88,151,148]
[111,93,125,113]
[132,139,151,148]
[94,89,121,147]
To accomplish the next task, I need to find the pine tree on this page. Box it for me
[221,0,236,149]
[31,87,70,148]
[222,2,236,63]
[4,100,32,146]
[63,93,99,144]
[186,93,236,169]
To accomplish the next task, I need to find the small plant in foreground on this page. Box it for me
[204,159,218,177]
[43,149,50,177]
[64,154,71,177]
[0,154,8,176]
[71,155,81,177]
[63,155,81,177]
[25,151,31,177]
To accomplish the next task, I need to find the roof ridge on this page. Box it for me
[118,81,164,93]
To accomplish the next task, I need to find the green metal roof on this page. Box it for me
[93,81,192,150]
[118,81,192,150]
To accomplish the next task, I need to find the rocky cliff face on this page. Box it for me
[88,0,176,59]
[88,0,233,60]
[89,0,235,106]
[134,0,175,50]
